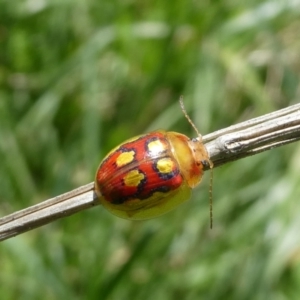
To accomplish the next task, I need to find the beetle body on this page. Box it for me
[95,130,210,220]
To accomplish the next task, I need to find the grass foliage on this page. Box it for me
[1,0,300,299]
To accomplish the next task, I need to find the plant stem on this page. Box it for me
[0,103,300,241]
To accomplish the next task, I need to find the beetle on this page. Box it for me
[94,98,212,220]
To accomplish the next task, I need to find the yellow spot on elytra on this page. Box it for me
[116,151,135,167]
[124,170,145,187]
[148,139,166,154]
[156,158,174,174]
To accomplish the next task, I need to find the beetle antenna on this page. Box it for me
[209,168,213,229]
[179,95,214,229]
[179,96,202,141]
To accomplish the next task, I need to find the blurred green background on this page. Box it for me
[1,0,300,299]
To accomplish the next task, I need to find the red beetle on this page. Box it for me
[95,128,211,220]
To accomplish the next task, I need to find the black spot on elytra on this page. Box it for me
[150,185,171,194]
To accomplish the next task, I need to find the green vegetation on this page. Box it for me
[1,0,300,299]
